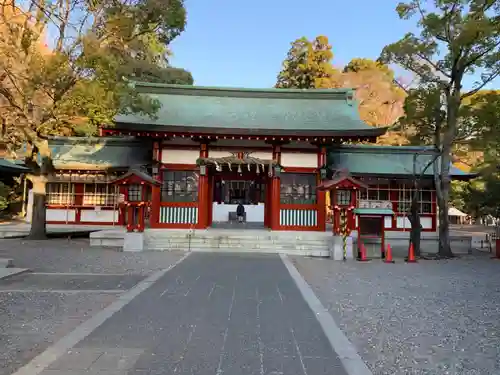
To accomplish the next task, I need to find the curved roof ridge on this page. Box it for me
[336,144,438,153]
[132,81,356,100]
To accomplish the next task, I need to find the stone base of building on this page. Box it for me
[90,228,332,257]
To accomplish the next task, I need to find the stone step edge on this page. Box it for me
[143,248,330,256]
[144,241,329,248]
[144,241,330,246]
[0,258,14,268]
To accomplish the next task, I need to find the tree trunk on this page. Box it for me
[437,191,453,257]
[436,138,454,258]
[28,176,47,240]
[408,199,422,257]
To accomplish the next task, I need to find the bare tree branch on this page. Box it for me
[461,68,500,99]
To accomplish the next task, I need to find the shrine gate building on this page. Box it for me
[31,82,472,237]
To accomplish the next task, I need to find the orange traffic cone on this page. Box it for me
[406,243,417,263]
[491,238,500,260]
[357,242,370,262]
[384,244,395,264]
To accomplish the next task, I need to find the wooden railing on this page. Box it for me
[279,204,319,230]
[156,202,198,228]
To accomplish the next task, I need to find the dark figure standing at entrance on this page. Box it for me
[236,202,245,223]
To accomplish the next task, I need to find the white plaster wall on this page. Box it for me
[212,203,265,222]
[251,151,272,160]
[208,150,232,158]
[81,209,119,223]
[46,208,76,222]
[281,152,317,168]
[161,149,199,164]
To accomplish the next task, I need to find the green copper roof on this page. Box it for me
[328,145,476,179]
[354,208,394,215]
[113,82,386,137]
[48,137,151,170]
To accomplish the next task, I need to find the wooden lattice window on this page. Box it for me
[161,171,198,202]
[280,173,317,204]
[46,183,75,205]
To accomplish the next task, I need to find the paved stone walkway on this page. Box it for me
[39,253,349,375]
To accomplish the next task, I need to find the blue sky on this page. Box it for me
[169,0,497,90]
[168,0,415,88]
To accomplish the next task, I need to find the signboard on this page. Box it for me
[358,200,392,209]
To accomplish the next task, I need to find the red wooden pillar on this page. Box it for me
[137,204,145,232]
[348,187,357,233]
[270,144,281,230]
[150,175,161,228]
[270,177,280,230]
[74,183,84,224]
[118,185,127,226]
[207,175,214,226]
[390,182,399,230]
[126,204,134,232]
[317,146,327,231]
[264,177,270,227]
[150,141,161,228]
[197,143,209,229]
[332,189,340,235]
[431,189,437,232]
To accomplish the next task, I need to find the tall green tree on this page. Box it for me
[464,91,500,220]
[0,0,189,239]
[275,36,340,89]
[380,0,500,257]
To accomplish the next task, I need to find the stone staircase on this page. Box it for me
[145,229,331,256]
[91,228,332,257]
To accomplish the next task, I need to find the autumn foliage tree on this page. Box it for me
[275,36,340,89]
[0,0,191,238]
[340,58,408,145]
[381,0,500,257]
[275,37,407,144]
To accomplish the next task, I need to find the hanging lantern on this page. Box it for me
[320,165,328,180]
[274,164,281,177]
[199,164,207,176]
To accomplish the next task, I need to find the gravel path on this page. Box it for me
[0,292,117,375]
[0,238,185,375]
[292,254,500,375]
[0,238,185,275]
